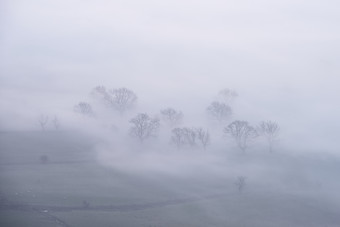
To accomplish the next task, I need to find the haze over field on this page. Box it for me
[0,1,340,226]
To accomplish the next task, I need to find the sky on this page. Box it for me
[0,0,339,151]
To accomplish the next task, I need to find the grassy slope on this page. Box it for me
[0,131,340,227]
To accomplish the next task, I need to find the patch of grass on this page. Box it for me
[0,210,58,227]
[1,132,340,227]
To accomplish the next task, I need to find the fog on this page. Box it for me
[1,0,340,152]
[1,1,340,226]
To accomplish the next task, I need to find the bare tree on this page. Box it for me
[107,87,137,114]
[257,121,280,152]
[182,127,197,147]
[90,85,107,100]
[91,86,137,115]
[74,102,94,117]
[171,128,186,149]
[217,88,238,104]
[235,176,247,193]
[207,101,232,123]
[160,108,183,127]
[196,128,211,150]
[129,113,160,143]
[52,116,60,130]
[38,115,49,131]
[170,127,200,149]
[224,120,257,153]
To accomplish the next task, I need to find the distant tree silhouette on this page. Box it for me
[182,127,197,147]
[160,108,183,127]
[38,115,49,131]
[257,121,280,152]
[91,86,137,115]
[171,127,209,149]
[171,128,186,149]
[235,176,247,193]
[108,88,137,114]
[129,113,160,143]
[91,85,107,100]
[196,128,211,150]
[52,116,60,130]
[217,88,238,104]
[207,101,232,123]
[74,102,94,117]
[224,120,257,153]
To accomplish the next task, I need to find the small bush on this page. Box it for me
[82,200,90,208]
[40,155,49,164]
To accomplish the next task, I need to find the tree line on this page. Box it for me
[39,87,280,153]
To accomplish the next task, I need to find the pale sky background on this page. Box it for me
[0,0,339,151]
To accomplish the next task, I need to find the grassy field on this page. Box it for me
[0,131,340,226]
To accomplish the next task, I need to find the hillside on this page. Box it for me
[0,131,339,227]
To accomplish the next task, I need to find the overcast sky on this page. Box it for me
[0,0,339,151]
